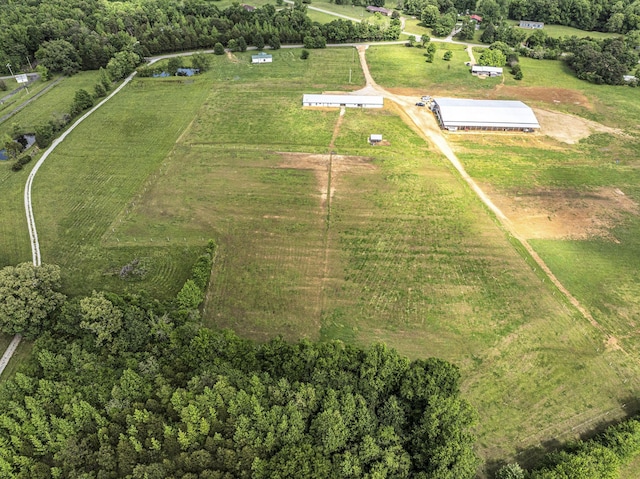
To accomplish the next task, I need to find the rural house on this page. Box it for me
[366,6,393,15]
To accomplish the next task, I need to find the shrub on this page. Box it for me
[301,49,310,60]
[94,82,106,98]
[443,50,452,61]
[0,79,6,91]
[11,154,32,172]
[213,42,225,55]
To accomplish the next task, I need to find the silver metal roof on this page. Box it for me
[433,98,540,129]
[471,65,503,74]
[303,94,384,106]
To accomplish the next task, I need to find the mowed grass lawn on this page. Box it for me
[27,48,363,297]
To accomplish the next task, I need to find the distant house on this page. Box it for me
[241,4,255,11]
[519,20,544,29]
[251,52,272,64]
[471,65,503,77]
[366,5,393,16]
[470,14,483,22]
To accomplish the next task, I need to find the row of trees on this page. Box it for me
[496,416,640,478]
[0,254,480,478]
[403,0,640,39]
[0,0,399,77]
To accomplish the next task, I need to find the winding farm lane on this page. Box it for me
[353,45,623,354]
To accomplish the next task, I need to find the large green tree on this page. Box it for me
[0,263,66,338]
[34,39,81,75]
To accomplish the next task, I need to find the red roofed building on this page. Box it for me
[470,14,483,22]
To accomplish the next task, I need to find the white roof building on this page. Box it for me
[252,52,272,63]
[302,94,384,108]
[471,65,503,76]
[432,98,540,131]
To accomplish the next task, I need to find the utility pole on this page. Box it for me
[6,62,14,78]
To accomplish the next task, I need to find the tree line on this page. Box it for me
[0,0,399,77]
[0,241,480,478]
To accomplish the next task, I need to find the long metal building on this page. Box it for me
[431,98,540,131]
[302,94,384,108]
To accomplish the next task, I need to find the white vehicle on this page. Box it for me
[421,95,431,101]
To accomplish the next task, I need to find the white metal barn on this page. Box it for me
[302,94,384,108]
[432,98,540,131]
[471,65,503,76]
[251,52,272,64]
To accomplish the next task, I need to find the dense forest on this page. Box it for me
[0,0,399,76]
[3,247,640,478]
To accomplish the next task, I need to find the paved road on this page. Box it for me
[0,335,22,378]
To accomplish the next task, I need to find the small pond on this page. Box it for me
[0,134,36,161]
[152,68,200,78]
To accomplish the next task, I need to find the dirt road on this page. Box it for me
[354,45,617,347]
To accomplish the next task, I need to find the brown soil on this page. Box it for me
[225,51,240,63]
[386,86,591,109]
[495,86,591,108]
[533,108,623,144]
[486,186,639,241]
[277,152,376,207]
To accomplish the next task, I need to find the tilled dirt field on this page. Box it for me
[485,185,639,241]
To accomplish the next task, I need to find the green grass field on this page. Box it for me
[0,71,102,139]
[3,43,640,473]
[367,44,502,93]
[505,20,620,39]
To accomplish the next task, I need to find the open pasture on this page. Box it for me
[368,44,640,129]
[505,20,621,39]
[367,44,501,93]
[107,51,640,467]
[23,48,361,297]
[2,43,639,469]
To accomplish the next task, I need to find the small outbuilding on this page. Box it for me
[471,65,503,77]
[470,14,483,22]
[519,20,544,29]
[366,6,393,15]
[251,52,272,64]
[432,98,540,132]
[369,134,383,144]
[302,94,384,108]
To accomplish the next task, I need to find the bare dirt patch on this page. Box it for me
[277,152,376,206]
[496,86,591,108]
[533,108,623,144]
[225,51,240,63]
[486,186,639,241]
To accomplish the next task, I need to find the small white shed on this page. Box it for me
[252,52,273,64]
